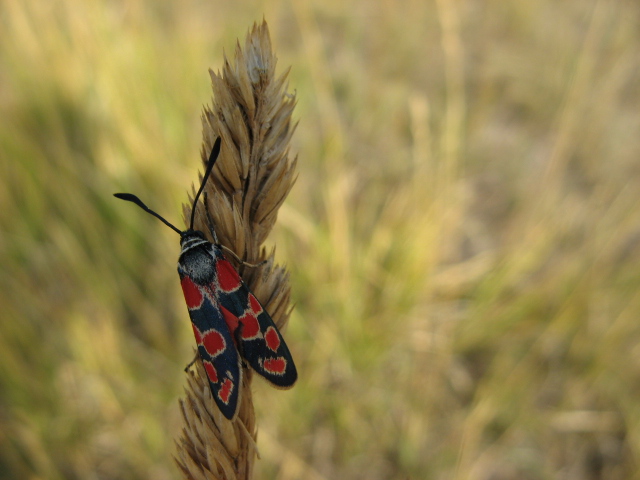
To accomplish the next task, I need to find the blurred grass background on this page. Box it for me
[1,0,640,479]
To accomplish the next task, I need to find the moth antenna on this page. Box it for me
[190,137,222,231]
[113,193,183,235]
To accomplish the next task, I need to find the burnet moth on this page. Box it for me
[114,137,297,420]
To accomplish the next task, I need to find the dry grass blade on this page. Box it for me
[175,21,297,480]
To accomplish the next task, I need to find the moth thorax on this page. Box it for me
[180,248,217,285]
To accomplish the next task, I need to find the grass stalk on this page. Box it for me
[174,21,297,480]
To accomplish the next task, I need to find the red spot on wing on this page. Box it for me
[181,276,203,309]
[263,357,286,374]
[249,295,262,315]
[218,378,234,404]
[192,324,203,344]
[240,310,260,339]
[217,259,242,293]
[264,326,281,352]
[202,330,226,357]
[203,360,218,383]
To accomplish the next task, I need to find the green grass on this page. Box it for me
[2,0,640,479]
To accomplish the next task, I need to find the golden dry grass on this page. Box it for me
[1,1,640,479]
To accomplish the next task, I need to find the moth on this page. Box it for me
[114,137,297,420]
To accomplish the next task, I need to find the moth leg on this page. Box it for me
[203,192,266,269]
[203,202,264,268]
[184,352,200,372]
[220,245,269,268]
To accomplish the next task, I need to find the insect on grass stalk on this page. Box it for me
[174,21,298,480]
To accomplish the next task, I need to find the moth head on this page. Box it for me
[180,229,207,245]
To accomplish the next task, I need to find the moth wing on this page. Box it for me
[215,258,297,388]
[180,274,242,420]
